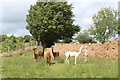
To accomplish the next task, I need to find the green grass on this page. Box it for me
[1,51,118,78]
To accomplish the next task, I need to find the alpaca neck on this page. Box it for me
[33,50,36,55]
[43,48,44,54]
[78,46,83,54]
[85,49,87,52]
[52,47,54,53]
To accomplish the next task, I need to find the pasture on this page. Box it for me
[1,50,118,78]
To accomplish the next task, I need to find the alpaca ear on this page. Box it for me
[33,48,37,50]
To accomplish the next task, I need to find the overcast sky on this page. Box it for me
[0,0,119,37]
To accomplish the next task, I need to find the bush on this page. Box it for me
[75,30,97,43]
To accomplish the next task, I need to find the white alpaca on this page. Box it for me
[84,46,89,62]
[65,46,84,64]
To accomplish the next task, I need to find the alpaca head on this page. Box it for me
[33,48,37,51]
[84,46,88,49]
[51,46,55,48]
[80,46,84,49]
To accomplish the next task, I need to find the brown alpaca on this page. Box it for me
[38,47,44,58]
[46,53,51,65]
[52,47,59,60]
[33,47,44,62]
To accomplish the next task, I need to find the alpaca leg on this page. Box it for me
[51,54,55,61]
[65,56,69,64]
[84,56,87,61]
[65,57,68,64]
[53,56,55,60]
[85,58,87,61]
[67,59,69,64]
[84,56,88,63]
[75,58,76,64]
[67,55,70,64]
[33,54,37,62]
[66,59,69,64]
[34,59,37,63]
[52,55,54,61]
[75,56,77,64]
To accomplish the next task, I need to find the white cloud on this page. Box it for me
[2,23,31,37]
[6,30,31,37]
[70,0,118,32]
[0,0,36,36]
[68,0,119,3]
[15,29,31,37]
[82,17,93,25]
[7,34,13,37]
[0,0,37,2]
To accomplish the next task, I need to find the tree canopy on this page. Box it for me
[75,30,96,43]
[24,35,34,42]
[0,34,7,42]
[26,1,80,47]
[1,35,36,52]
[2,35,25,52]
[118,4,120,36]
[89,7,118,43]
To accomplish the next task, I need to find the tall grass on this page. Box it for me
[1,51,118,78]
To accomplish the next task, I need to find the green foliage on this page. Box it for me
[118,2,120,35]
[15,37,25,50]
[1,35,37,53]
[26,1,80,47]
[24,35,34,42]
[2,52,118,78]
[2,36,25,52]
[75,30,96,43]
[0,34,7,42]
[118,15,120,35]
[2,35,17,52]
[63,37,73,43]
[89,7,118,43]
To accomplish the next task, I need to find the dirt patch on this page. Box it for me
[45,40,119,59]
[0,57,12,59]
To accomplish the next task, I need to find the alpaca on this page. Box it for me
[33,47,44,62]
[38,47,44,58]
[65,46,84,64]
[46,52,51,65]
[84,46,89,62]
[51,47,59,60]
[33,48,38,62]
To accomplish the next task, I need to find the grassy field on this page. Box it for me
[1,50,118,78]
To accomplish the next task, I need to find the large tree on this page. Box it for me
[118,2,120,36]
[118,16,120,37]
[89,7,118,43]
[26,1,80,47]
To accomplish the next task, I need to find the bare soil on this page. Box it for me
[45,40,119,59]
